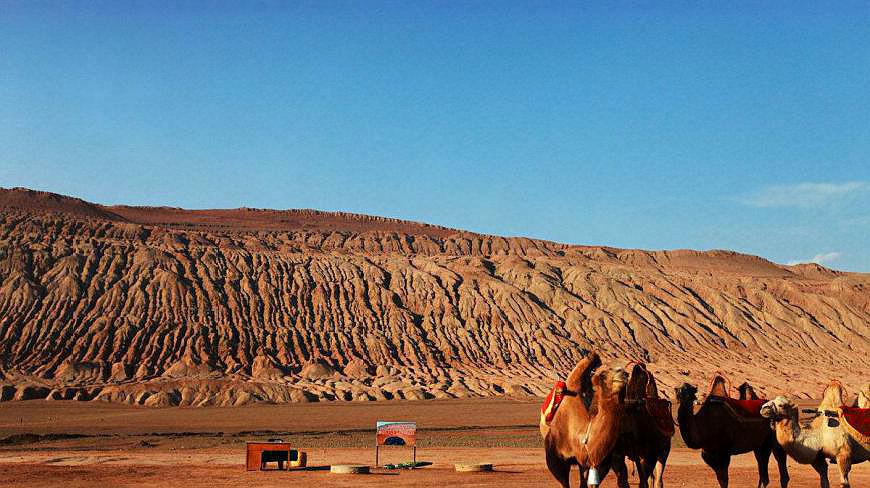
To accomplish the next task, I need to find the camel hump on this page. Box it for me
[645,371,660,399]
[855,384,870,408]
[818,379,847,410]
[625,362,650,402]
[708,373,731,398]
[738,382,759,400]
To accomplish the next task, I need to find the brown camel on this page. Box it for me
[540,351,628,487]
[761,380,869,488]
[612,363,673,488]
[675,376,789,488]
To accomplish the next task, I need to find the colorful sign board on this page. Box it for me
[376,421,417,447]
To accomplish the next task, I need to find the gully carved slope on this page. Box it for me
[1,188,869,406]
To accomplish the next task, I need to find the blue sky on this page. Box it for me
[2,2,869,271]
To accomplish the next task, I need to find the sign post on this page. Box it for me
[375,421,417,466]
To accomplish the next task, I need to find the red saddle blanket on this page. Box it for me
[724,398,767,418]
[542,381,568,423]
[645,398,675,436]
[840,406,870,443]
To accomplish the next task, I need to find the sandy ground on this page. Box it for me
[1,399,867,487]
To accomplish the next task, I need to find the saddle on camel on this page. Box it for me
[611,362,674,488]
[843,382,870,450]
[542,380,575,423]
[840,405,870,450]
[675,373,789,488]
[701,374,768,419]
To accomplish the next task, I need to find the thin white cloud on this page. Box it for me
[739,182,866,208]
[786,252,842,266]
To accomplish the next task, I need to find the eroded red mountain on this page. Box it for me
[1,187,867,406]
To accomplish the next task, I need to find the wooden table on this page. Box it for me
[246,442,297,471]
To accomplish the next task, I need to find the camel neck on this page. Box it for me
[597,397,620,420]
[584,394,622,467]
[773,412,823,463]
[676,398,700,449]
[773,414,796,445]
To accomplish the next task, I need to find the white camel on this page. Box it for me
[760,381,869,488]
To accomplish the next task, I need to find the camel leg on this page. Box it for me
[812,454,830,488]
[834,451,851,488]
[636,457,654,488]
[653,460,665,488]
[702,451,730,488]
[544,449,572,488]
[611,455,630,488]
[771,443,789,488]
[754,445,772,488]
[641,459,653,488]
[652,455,668,488]
[649,441,671,488]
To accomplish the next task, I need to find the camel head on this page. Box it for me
[674,383,698,404]
[590,363,628,410]
[760,396,797,422]
[738,382,759,400]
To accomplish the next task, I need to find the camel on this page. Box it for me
[612,363,672,488]
[540,351,628,487]
[675,376,789,488]
[760,381,870,488]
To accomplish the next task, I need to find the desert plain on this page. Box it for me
[1,398,868,487]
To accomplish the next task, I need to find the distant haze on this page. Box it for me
[1,2,868,271]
